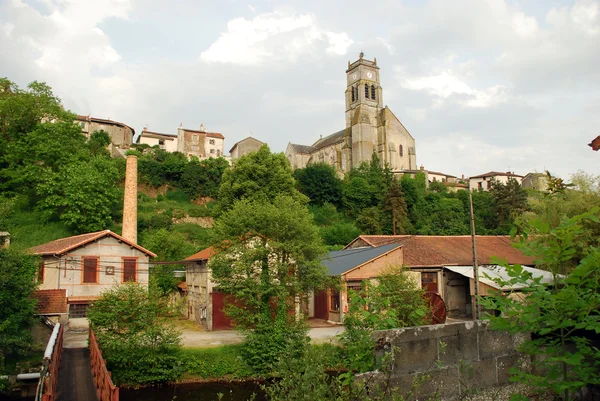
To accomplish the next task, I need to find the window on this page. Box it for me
[83,257,98,283]
[38,261,44,283]
[192,134,198,144]
[347,281,362,296]
[371,85,376,100]
[365,84,369,98]
[209,139,215,145]
[330,289,340,312]
[487,181,491,190]
[399,145,403,156]
[122,257,137,283]
[69,303,89,318]
[351,87,355,101]
[159,139,165,145]
[210,149,215,154]
[217,150,221,156]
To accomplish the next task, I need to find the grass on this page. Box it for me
[5,209,72,249]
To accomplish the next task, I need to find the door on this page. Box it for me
[211,291,233,331]
[314,290,328,320]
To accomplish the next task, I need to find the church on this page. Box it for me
[285,53,417,173]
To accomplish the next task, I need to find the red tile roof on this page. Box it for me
[184,246,216,261]
[30,230,156,258]
[33,289,67,314]
[345,235,534,266]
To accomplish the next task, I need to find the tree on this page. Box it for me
[209,195,327,372]
[179,157,229,199]
[36,156,120,233]
[293,163,342,207]
[481,209,600,399]
[0,249,38,373]
[218,145,305,210]
[385,178,408,235]
[87,130,111,157]
[490,178,528,229]
[86,283,184,385]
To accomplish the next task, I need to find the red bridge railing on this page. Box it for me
[89,328,119,401]
[41,323,64,401]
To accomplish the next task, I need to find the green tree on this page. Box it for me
[36,156,120,233]
[490,177,528,229]
[86,283,184,385]
[209,195,327,372]
[87,130,111,157]
[385,178,408,235]
[179,157,229,199]
[0,248,38,373]
[293,163,342,206]
[218,145,305,210]
[481,209,600,399]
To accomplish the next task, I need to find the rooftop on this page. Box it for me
[445,265,555,291]
[323,243,401,276]
[470,171,523,179]
[312,129,346,150]
[288,143,316,154]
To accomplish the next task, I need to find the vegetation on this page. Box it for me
[0,248,39,375]
[86,283,184,386]
[481,209,600,400]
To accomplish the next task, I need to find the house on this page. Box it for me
[182,247,220,330]
[137,128,178,152]
[177,124,225,159]
[344,235,539,318]
[521,172,548,191]
[469,171,523,191]
[285,53,417,173]
[74,114,135,148]
[31,230,156,318]
[230,137,264,161]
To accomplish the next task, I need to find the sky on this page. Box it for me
[1,0,599,179]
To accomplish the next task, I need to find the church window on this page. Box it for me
[365,84,369,98]
[351,87,355,102]
[399,145,403,157]
[371,85,376,100]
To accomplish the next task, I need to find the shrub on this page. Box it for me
[165,188,190,203]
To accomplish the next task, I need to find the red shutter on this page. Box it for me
[83,258,98,283]
[38,262,44,283]
[123,258,137,282]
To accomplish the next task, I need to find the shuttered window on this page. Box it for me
[83,258,98,283]
[123,258,137,283]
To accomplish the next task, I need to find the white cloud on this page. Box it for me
[377,37,395,55]
[200,10,353,65]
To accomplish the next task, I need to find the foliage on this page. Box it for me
[88,130,111,157]
[87,283,184,385]
[490,177,528,230]
[218,145,306,211]
[293,163,343,207]
[385,178,408,235]
[209,195,327,372]
[340,266,428,373]
[181,345,254,379]
[480,209,600,400]
[179,157,229,199]
[0,248,39,373]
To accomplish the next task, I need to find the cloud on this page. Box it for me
[199,10,353,65]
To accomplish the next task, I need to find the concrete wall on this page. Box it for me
[39,236,150,298]
[186,261,214,330]
[367,321,528,400]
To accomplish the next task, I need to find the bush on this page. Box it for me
[165,189,190,203]
[182,345,253,379]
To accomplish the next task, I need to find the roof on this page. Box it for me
[323,244,401,276]
[428,170,456,178]
[469,171,523,179]
[229,137,264,153]
[74,115,135,136]
[288,143,316,154]
[184,246,216,261]
[30,230,157,258]
[444,265,555,291]
[312,129,346,150]
[181,127,225,139]
[33,289,67,314]
[139,130,177,141]
[344,235,535,266]
[589,135,600,151]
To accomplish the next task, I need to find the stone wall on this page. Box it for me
[367,321,528,400]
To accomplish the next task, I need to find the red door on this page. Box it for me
[421,272,439,293]
[314,290,328,320]
[211,292,233,331]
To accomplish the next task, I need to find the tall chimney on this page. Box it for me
[122,155,138,244]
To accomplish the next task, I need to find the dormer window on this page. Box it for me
[371,85,376,100]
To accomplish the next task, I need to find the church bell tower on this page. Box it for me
[343,52,384,169]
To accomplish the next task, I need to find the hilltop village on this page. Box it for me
[1,54,599,401]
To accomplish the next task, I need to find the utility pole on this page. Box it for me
[469,190,481,320]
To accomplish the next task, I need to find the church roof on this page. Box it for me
[289,143,315,154]
[312,129,346,150]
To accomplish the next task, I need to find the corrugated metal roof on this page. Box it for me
[444,265,556,291]
[323,244,401,276]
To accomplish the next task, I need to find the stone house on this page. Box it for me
[178,124,225,159]
[31,230,156,318]
[74,114,135,148]
[182,247,218,330]
[344,235,539,318]
[469,171,523,191]
[521,172,548,191]
[286,53,417,173]
[229,137,264,161]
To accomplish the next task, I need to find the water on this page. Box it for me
[120,381,267,401]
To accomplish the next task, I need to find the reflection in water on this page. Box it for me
[120,381,267,401]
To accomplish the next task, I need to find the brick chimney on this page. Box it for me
[122,155,138,244]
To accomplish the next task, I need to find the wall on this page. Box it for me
[138,134,178,152]
[366,321,528,400]
[231,138,263,160]
[382,108,416,172]
[39,236,150,298]
[186,261,213,330]
[469,175,523,191]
